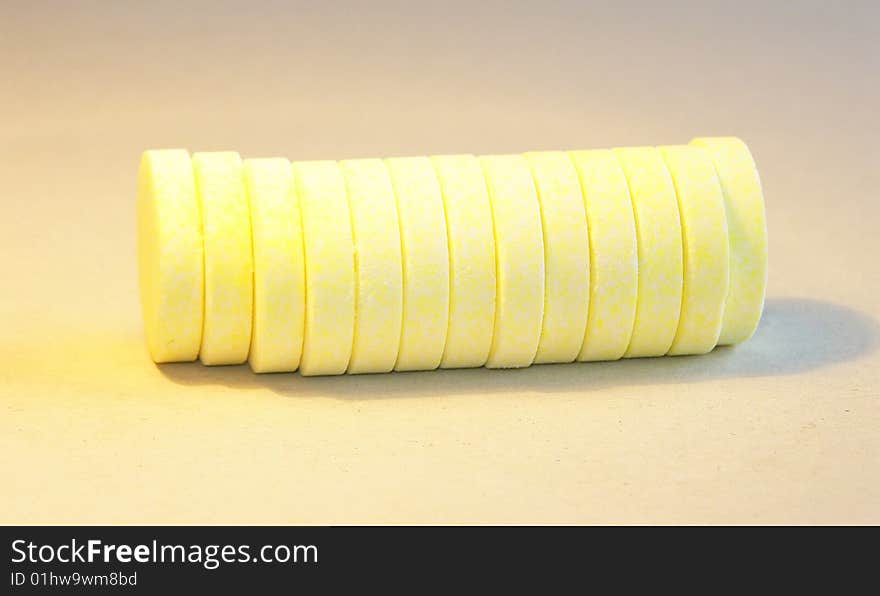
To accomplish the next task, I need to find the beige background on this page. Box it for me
[1,1,878,524]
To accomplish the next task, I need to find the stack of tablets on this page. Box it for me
[137,138,767,375]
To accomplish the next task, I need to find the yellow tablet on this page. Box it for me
[569,150,638,360]
[137,149,203,363]
[690,137,768,345]
[431,155,496,368]
[525,151,590,364]
[613,147,683,358]
[244,158,305,372]
[293,161,356,376]
[340,159,404,374]
[192,152,253,365]
[660,145,729,355]
[386,156,450,371]
[480,154,545,368]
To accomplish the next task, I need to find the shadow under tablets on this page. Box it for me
[158,298,879,400]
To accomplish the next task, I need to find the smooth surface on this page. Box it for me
[480,154,545,368]
[660,145,730,355]
[525,151,590,364]
[244,158,305,373]
[432,155,496,369]
[570,149,639,362]
[614,147,684,358]
[386,157,450,371]
[136,149,203,363]
[192,151,253,365]
[340,159,404,374]
[2,1,878,524]
[293,161,356,376]
[691,137,768,346]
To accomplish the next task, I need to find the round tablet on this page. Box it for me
[385,156,450,371]
[568,150,638,361]
[480,154,545,368]
[430,155,496,368]
[243,158,305,373]
[660,145,730,355]
[137,149,203,363]
[613,147,683,358]
[192,152,253,365]
[690,137,768,345]
[524,151,590,364]
[339,159,404,374]
[293,161,356,376]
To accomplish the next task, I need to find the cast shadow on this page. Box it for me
[159,297,879,400]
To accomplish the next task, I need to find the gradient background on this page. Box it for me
[1,1,878,523]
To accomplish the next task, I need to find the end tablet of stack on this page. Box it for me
[137,149,203,363]
[690,137,768,346]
